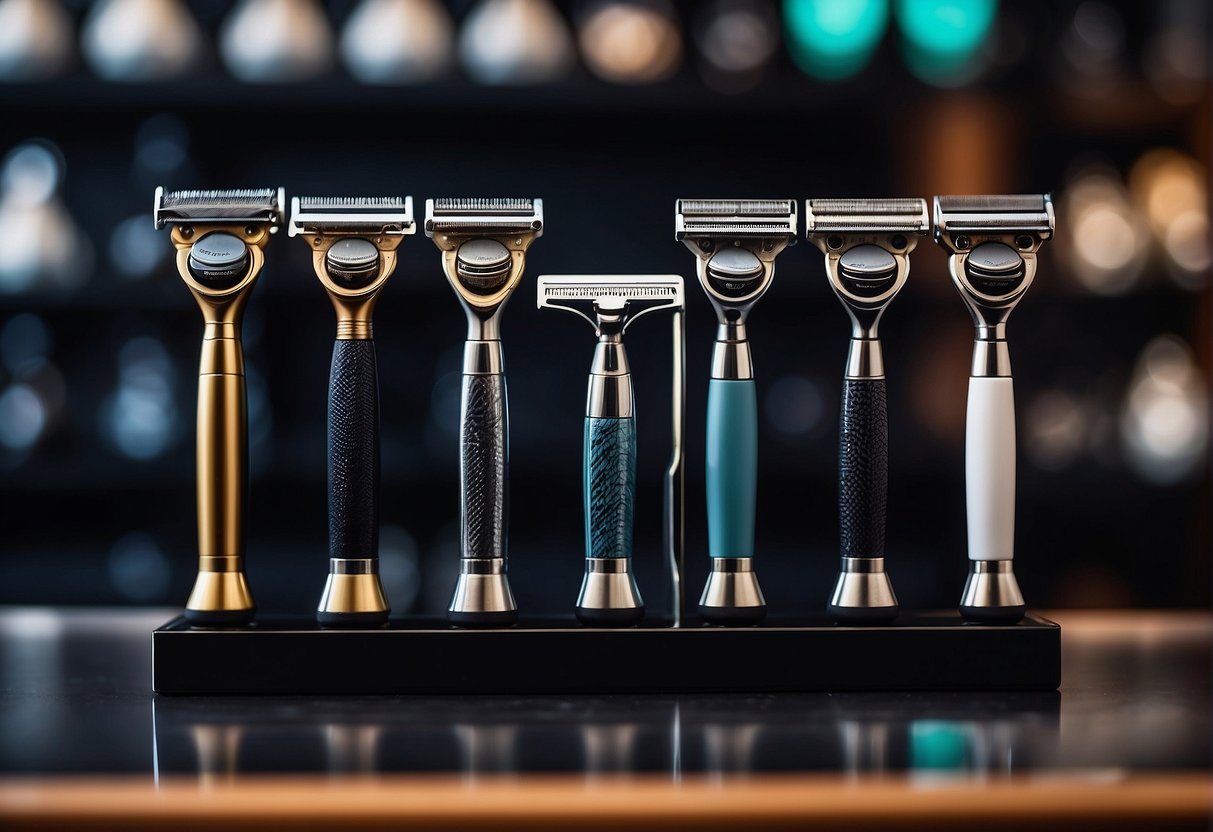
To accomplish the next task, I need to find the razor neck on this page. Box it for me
[712,320,752,381]
[462,301,507,342]
[588,332,633,418]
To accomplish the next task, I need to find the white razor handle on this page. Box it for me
[965,376,1015,560]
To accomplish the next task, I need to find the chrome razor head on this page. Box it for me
[537,274,684,333]
[806,198,929,235]
[933,194,1054,252]
[288,196,415,237]
[675,199,797,241]
[934,194,1055,316]
[424,198,544,236]
[676,199,796,313]
[154,187,285,230]
[807,198,928,313]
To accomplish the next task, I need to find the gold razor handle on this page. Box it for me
[185,321,254,625]
[173,226,268,627]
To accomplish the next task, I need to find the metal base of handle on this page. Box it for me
[828,557,898,624]
[317,559,390,627]
[185,569,254,628]
[449,559,517,627]
[698,557,766,625]
[960,560,1026,624]
[576,558,644,627]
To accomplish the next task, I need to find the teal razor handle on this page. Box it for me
[706,378,757,559]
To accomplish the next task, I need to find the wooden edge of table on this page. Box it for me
[1,773,1210,831]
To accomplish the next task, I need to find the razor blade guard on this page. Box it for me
[288,196,416,237]
[154,187,285,230]
[537,274,685,334]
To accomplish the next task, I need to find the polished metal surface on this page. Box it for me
[323,237,379,284]
[449,559,517,617]
[317,571,390,619]
[187,232,249,282]
[462,339,504,375]
[699,558,765,613]
[838,244,897,282]
[960,560,1026,615]
[828,557,898,618]
[455,238,513,289]
[586,373,634,419]
[971,339,1012,377]
[329,558,376,575]
[845,338,885,379]
[710,322,754,380]
[576,558,643,611]
[0,608,1210,778]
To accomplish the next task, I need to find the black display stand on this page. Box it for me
[152,613,1060,695]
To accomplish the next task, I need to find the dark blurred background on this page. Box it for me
[0,0,1207,617]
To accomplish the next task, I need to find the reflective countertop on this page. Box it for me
[0,608,1209,829]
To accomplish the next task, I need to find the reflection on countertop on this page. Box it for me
[0,608,1208,779]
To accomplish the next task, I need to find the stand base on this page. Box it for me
[152,612,1060,695]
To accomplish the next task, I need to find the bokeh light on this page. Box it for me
[1062,168,1147,296]
[100,337,180,461]
[0,0,73,81]
[1120,335,1208,485]
[459,0,574,84]
[107,531,172,602]
[82,0,202,82]
[895,0,998,86]
[340,0,454,84]
[220,0,334,83]
[695,0,779,92]
[784,0,888,81]
[579,1,682,85]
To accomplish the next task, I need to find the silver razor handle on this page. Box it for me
[449,341,517,626]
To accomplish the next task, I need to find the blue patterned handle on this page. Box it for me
[584,417,636,559]
[706,378,757,558]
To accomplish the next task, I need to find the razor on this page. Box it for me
[154,186,285,627]
[934,194,1055,623]
[537,275,686,626]
[676,199,797,624]
[425,197,544,626]
[807,198,929,624]
[289,196,416,627]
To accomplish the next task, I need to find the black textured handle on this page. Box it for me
[461,373,508,561]
[328,339,379,560]
[839,378,887,558]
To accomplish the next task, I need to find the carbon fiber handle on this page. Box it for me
[328,339,379,560]
[460,373,508,561]
[584,417,636,559]
[839,378,887,558]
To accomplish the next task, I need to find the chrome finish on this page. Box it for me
[587,373,634,419]
[288,196,414,237]
[676,199,797,382]
[463,340,504,375]
[329,558,377,575]
[576,558,643,611]
[699,557,765,619]
[188,232,249,282]
[666,310,686,627]
[959,560,1026,622]
[324,237,379,284]
[933,194,1055,378]
[807,199,927,381]
[449,559,517,617]
[845,338,884,379]
[590,339,629,375]
[828,557,898,621]
[972,339,1012,377]
[455,238,513,289]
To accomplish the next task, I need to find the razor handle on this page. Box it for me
[838,378,888,560]
[699,377,765,624]
[828,376,899,622]
[186,325,255,626]
[960,374,1025,623]
[706,379,757,559]
[449,352,518,626]
[318,338,390,626]
[584,417,636,559]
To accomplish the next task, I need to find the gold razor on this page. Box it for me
[154,187,284,627]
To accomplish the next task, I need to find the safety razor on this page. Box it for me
[933,194,1055,623]
[537,275,686,626]
[154,187,285,626]
[425,198,544,626]
[289,196,416,626]
[676,199,797,624]
[807,198,929,623]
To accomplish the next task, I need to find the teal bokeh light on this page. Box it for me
[909,721,972,770]
[895,0,999,85]
[783,0,889,81]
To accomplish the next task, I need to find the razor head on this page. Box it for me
[288,196,415,237]
[933,194,1055,249]
[154,187,284,230]
[806,198,929,235]
[424,198,543,236]
[537,274,684,333]
[675,199,798,241]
